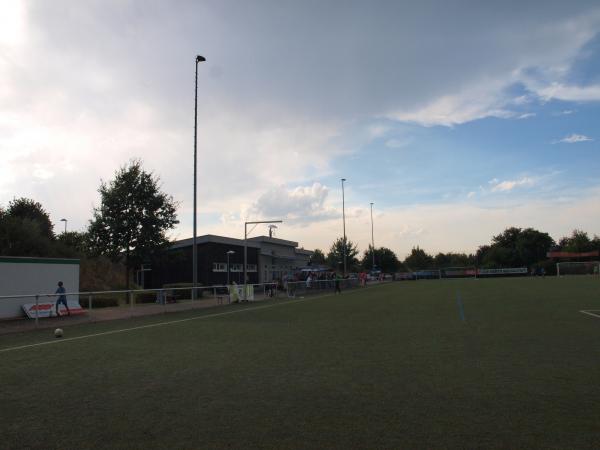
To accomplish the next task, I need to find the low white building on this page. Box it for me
[0,256,80,319]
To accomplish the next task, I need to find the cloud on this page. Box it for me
[535,83,600,102]
[387,84,516,127]
[557,133,593,143]
[517,112,536,119]
[489,177,535,192]
[249,183,338,226]
[2,0,600,247]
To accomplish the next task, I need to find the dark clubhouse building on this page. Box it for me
[143,234,313,288]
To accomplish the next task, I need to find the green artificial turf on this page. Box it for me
[1,277,600,449]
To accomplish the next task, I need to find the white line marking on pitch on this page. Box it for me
[0,284,388,354]
[580,310,600,319]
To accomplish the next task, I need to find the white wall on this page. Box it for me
[0,257,80,319]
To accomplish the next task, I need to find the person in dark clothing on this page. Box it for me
[55,281,70,317]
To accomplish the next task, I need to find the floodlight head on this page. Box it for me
[60,218,67,222]
[196,55,206,63]
[227,250,235,255]
[341,178,346,181]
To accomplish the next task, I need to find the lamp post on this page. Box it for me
[341,178,347,276]
[60,218,67,234]
[226,250,235,285]
[193,54,206,301]
[370,202,375,270]
[244,220,283,301]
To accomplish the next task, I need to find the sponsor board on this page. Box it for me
[228,285,254,302]
[22,301,85,319]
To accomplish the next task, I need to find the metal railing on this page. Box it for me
[284,277,361,298]
[0,282,282,329]
[0,277,385,332]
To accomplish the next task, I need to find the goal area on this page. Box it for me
[556,261,600,276]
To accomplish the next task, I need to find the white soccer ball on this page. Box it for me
[54,328,63,338]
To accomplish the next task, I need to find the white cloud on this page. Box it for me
[388,84,516,127]
[249,183,338,226]
[557,133,593,143]
[489,177,535,192]
[511,95,532,105]
[535,83,600,102]
[367,124,390,138]
[517,112,536,119]
[0,0,26,46]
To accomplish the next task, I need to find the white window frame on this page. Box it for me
[212,262,227,272]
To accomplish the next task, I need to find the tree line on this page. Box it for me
[310,227,600,274]
[1,159,599,281]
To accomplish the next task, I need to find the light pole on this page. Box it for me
[193,54,206,300]
[226,250,235,285]
[370,202,375,270]
[60,218,67,234]
[244,220,283,301]
[341,178,347,276]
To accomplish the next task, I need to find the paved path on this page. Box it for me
[0,295,250,335]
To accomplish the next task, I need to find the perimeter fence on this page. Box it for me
[0,277,369,333]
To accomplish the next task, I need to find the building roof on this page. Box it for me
[170,234,260,250]
[170,234,314,256]
[247,235,299,247]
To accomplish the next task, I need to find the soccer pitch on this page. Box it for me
[2,277,600,449]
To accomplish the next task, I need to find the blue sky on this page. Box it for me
[1,1,600,257]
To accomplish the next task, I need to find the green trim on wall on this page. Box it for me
[0,257,80,265]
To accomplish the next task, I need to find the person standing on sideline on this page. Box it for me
[55,281,70,317]
[334,273,341,294]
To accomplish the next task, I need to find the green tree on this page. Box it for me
[558,229,595,253]
[433,252,474,268]
[515,228,555,265]
[362,245,400,273]
[6,198,55,240]
[481,227,554,268]
[56,231,91,256]
[0,212,54,256]
[310,248,326,266]
[0,198,57,256]
[326,237,359,272]
[88,160,179,287]
[403,246,434,270]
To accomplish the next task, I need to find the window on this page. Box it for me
[212,263,227,272]
[247,264,257,272]
[230,263,243,272]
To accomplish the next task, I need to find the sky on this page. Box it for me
[2,0,600,258]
